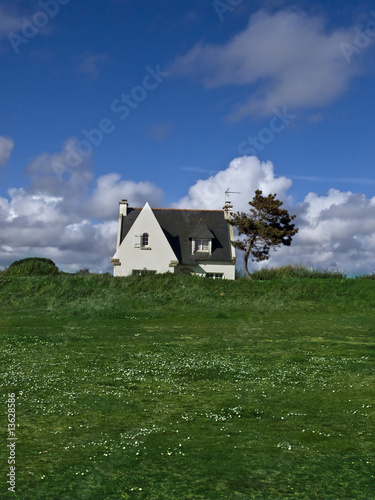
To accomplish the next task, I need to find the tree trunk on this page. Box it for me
[243,238,254,278]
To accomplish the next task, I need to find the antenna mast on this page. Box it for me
[225,188,241,203]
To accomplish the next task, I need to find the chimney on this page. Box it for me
[223,200,233,221]
[116,200,128,251]
[119,199,128,216]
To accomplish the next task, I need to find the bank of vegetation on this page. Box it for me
[1,258,374,499]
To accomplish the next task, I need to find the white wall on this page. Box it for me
[112,203,236,279]
[112,203,178,277]
[192,262,235,280]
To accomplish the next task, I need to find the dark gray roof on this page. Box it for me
[190,220,215,239]
[120,207,233,265]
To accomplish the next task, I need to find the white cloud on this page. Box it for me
[6,188,64,223]
[1,143,375,275]
[174,156,375,275]
[174,155,292,210]
[0,140,163,273]
[171,9,360,117]
[266,189,375,275]
[89,173,164,220]
[24,137,94,197]
[0,136,14,166]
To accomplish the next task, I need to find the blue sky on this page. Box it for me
[1,0,375,274]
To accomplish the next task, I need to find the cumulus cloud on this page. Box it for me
[24,137,94,196]
[89,173,164,220]
[174,155,292,210]
[0,140,163,273]
[267,189,375,275]
[170,9,360,117]
[174,156,375,275]
[0,136,14,166]
[1,143,375,275]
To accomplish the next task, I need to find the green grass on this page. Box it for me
[0,274,374,499]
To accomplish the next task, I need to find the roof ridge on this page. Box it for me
[132,207,224,212]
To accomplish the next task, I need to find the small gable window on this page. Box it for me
[141,233,149,248]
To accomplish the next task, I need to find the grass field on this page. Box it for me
[1,274,374,499]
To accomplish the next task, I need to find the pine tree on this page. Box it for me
[230,190,298,277]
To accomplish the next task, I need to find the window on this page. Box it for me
[134,233,150,249]
[194,238,211,253]
[206,273,223,280]
[132,269,156,276]
[141,233,149,247]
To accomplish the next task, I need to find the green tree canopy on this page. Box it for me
[229,190,298,277]
[3,257,59,276]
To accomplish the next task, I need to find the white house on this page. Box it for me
[110,200,236,279]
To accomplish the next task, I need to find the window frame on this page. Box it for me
[192,238,212,254]
[141,233,149,248]
[132,269,156,276]
[205,273,224,280]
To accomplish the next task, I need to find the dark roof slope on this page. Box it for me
[190,220,215,239]
[120,208,233,265]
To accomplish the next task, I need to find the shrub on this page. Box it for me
[357,272,375,280]
[250,264,346,280]
[3,257,59,277]
[76,268,90,275]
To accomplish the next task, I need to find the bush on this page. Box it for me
[357,272,375,280]
[76,268,90,275]
[3,257,59,277]
[250,264,346,280]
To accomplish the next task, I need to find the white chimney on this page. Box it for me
[119,199,128,216]
[116,200,128,251]
[223,200,233,220]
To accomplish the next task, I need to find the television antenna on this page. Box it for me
[225,188,240,203]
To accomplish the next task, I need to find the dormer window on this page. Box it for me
[195,239,210,252]
[192,238,212,254]
[190,219,214,255]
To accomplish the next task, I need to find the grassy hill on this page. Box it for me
[0,274,374,499]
